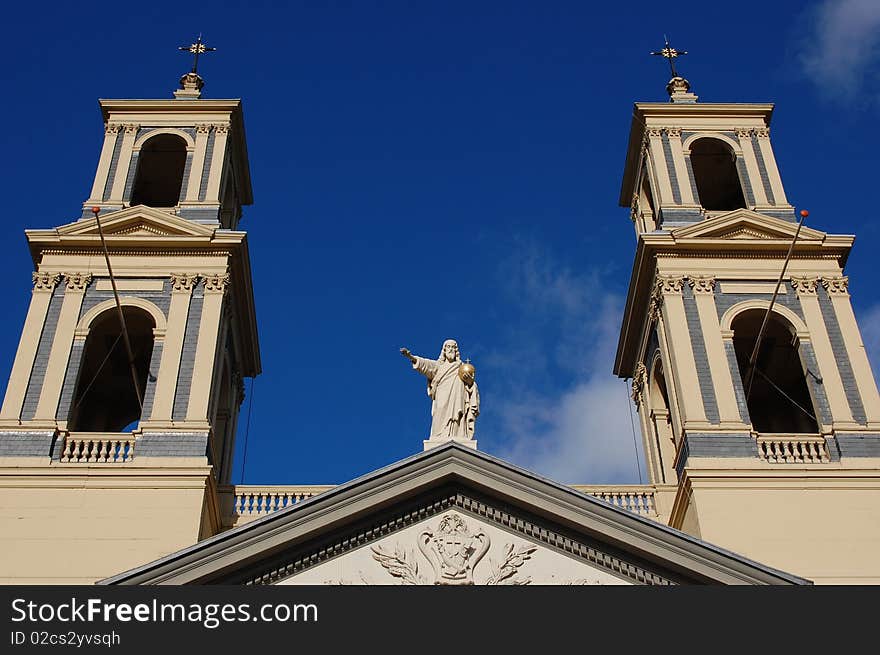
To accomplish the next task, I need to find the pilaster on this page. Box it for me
[656,275,707,424]
[186,274,229,422]
[791,276,855,427]
[665,128,696,205]
[0,273,62,423]
[821,276,880,426]
[646,129,675,206]
[204,123,229,204]
[753,127,788,205]
[689,276,742,424]
[147,274,198,425]
[107,124,138,203]
[184,125,211,202]
[735,128,768,206]
[32,273,92,424]
[86,124,122,204]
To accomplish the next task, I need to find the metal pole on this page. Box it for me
[90,206,143,410]
[744,209,808,400]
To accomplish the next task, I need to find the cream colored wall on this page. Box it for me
[0,462,212,584]
[672,465,880,584]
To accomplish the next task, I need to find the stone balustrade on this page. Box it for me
[219,484,661,527]
[572,485,658,516]
[756,435,830,464]
[220,485,335,527]
[60,433,135,463]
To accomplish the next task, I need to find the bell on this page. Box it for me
[458,361,476,387]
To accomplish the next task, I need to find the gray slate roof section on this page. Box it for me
[0,430,54,457]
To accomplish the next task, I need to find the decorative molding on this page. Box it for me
[170,273,199,293]
[233,371,246,406]
[821,276,849,295]
[196,123,212,134]
[647,127,664,138]
[123,123,139,135]
[790,275,819,296]
[64,272,92,292]
[243,492,674,586]
[631,362,648,407]
[656,274,686,295]
[630,193,640,223]
[417,512,490,585]
[753,127,770,138]
[734,127,752,138]
[32,271,61,291]
[105,123,123,135]
[648,283,664,323]
[213,123,230,134]
[688,275,716,294]
[664,127,681,138]
[203,273,230,293]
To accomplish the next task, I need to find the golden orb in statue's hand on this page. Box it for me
[458,361,476,387]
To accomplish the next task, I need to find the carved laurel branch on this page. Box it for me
[370,545,426,585]
[484,543,538,586]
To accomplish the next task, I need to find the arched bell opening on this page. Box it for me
[130,134,187,207]
[68,307,155,432]
[690,137,747,211]
[731,309,819,434]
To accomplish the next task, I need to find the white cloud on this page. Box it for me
[483,239,645,484]
[856,303,880,381]
[800,0,880,95]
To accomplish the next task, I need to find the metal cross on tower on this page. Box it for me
[178,35,216,75]
[650,36,687,78]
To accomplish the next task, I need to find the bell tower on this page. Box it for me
[615,54,880,583]
[0,55,261,583]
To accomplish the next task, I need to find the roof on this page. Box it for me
[100,443,809,585]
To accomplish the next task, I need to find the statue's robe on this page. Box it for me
[412,356,479,439]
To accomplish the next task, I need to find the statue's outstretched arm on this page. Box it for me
[400,347,416,363]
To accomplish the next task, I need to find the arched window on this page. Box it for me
[690,137,746,211]
[130,134,187,207]
[68,307,155,432]
[731,309,819,433]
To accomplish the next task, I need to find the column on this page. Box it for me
[86,124,121,204]
[735,128,768,206]
[754,127,788,205]
[185,125,211,201]
[108,123,138,203]
[33,273,91,422]
[791,276,854,425]
[0,273,61,422]
[186,274,228,422]
[690,276,742,424]
[204,123,229,204]
[148,274,197,423]
[822,276,880,425]
[656,275,707,424]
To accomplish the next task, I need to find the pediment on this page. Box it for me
[671,209,825,242]
[55,206,215,239]
[99,444,808,586]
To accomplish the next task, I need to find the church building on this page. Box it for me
[1,49,878,585]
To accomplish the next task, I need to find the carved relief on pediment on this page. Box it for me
[274,511,631,586]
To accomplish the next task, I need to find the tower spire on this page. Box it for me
[174,35,216,99]
[650,37,697,103]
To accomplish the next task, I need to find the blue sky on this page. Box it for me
[1,1,880,485]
